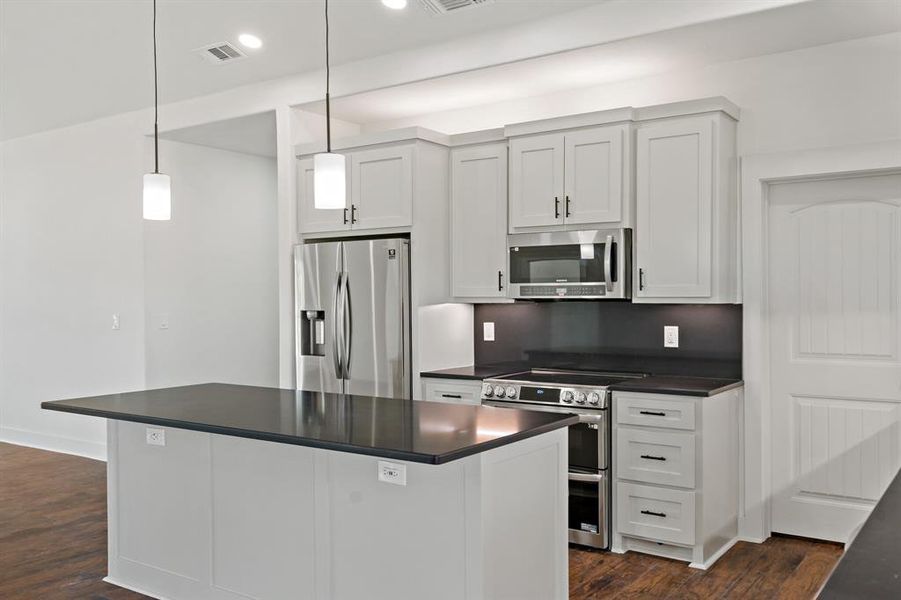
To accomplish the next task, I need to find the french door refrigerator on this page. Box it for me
[295,237,411,399]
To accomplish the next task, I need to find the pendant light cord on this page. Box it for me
[153,0,160,173]
[325,0,331,153]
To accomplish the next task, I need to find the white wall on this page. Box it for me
[363,32,901,157]
[0,113,147,459]
[143,140,278,389]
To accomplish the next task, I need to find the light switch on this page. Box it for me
[483,322,495,342]
[664,325,679,348]
[112,313,120,330]
[158,313,169,330]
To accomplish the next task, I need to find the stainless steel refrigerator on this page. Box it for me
[294,237,411,399]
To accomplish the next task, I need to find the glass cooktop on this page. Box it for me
[494,370,646,388]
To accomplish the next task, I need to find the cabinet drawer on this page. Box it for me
[615,393,696,430]
[616,482,695,546]
[616,428,696,488]
[421,378,482,405]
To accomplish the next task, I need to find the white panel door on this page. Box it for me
[635,117,713,298]
[350,145,413,230]
[297,158,350,234]
[564,126,625,226]
[509,133,564,230]
[769,173,901,542]
[451,144,508,298]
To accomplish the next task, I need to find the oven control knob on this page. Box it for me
[505,386,517,399]
[575,391,587,405]
[482,384,494,397]
[587,391,601,406]
[561,391,574,404]
[494,385,506,398]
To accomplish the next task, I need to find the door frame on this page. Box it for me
[739,140,901,542]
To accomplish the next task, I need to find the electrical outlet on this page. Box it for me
[146,427,166,446]
[664,325,679,348]
[112,313,120,330]
[483,322,495,342]
[378,461,406,486]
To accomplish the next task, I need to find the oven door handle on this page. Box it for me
[569,472,603,483]
[603,234,614,293]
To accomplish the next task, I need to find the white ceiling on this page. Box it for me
[311,0,901,130]
[0,0,602,140]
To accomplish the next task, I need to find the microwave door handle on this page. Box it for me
[603,234,614,293]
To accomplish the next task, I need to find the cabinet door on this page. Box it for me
[296,158,349,234]
[451,144,508,298]
[509,133,564,230]
[635,117,713,298]
[350,146,413,230]
[564,126,625,226]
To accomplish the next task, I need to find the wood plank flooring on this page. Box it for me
[1,442,842,599]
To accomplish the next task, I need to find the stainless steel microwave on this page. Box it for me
[507,229,631,300]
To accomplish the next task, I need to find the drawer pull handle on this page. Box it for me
[640,454,666,461]
[639,410,666,417]
[441,393,462,399]
[640,510,667,518]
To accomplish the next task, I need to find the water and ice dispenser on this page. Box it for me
[299,310,326,357]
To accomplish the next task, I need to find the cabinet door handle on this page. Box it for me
[639,268,645,291]
[640,510,667,518]
[554,197,560,219]
[639,410,666,416]
[640,454,667,461]
[565,195,571,217]
[498,270,504,292]
[441,393,462,399]
[343,208,349,225]
[351,205,358,224]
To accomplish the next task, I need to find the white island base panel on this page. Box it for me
[104,421,568,600]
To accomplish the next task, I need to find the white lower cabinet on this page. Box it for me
[420,377,482,405]
[612,388,741,569]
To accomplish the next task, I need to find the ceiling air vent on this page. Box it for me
[417,0,494,15]
[195,42,247,65]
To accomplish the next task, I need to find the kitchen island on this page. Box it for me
[42,383,575,600]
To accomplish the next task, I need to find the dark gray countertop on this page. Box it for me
[420,363,528,381]
[608,375,743,397]
[819,469,901,599]
[41,383,577,465]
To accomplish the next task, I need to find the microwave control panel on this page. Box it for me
[520,285,606,297]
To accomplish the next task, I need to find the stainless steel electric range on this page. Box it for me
[480,369,646,549]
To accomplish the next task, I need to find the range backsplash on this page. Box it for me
[474,302,742,379]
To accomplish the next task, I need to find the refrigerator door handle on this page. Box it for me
[333,272,344,378]
[342,271,352,378]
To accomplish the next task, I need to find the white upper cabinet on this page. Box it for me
[564,126,625,226]
[450,143,508,299]
[509,125,629,232]
[297,142,416,235]
[296,158,350,234]
[634,113,738,303]
[508,133,564,229]
[350,145,413,231]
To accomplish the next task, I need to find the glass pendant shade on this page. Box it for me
[313,152,346,209]
[143,173,171,220]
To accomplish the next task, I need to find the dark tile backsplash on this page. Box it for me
[474,302,742,379]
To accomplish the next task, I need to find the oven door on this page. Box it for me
[507,229,630,299]
[482,401,607,471]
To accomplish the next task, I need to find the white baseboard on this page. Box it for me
[0,426,106,461]
[689,536,739,570]
[103,577,167,600]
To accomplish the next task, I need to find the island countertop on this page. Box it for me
[41,383,577,465]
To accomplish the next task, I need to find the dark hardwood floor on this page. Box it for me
[1,442,842,599]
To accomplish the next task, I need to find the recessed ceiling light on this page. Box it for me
[381,0,407,9]
[238,33,263,49]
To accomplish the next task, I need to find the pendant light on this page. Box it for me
[313,0,346,209]
[143,0,171,220]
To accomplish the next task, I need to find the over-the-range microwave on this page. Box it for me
[507,228,631,300]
